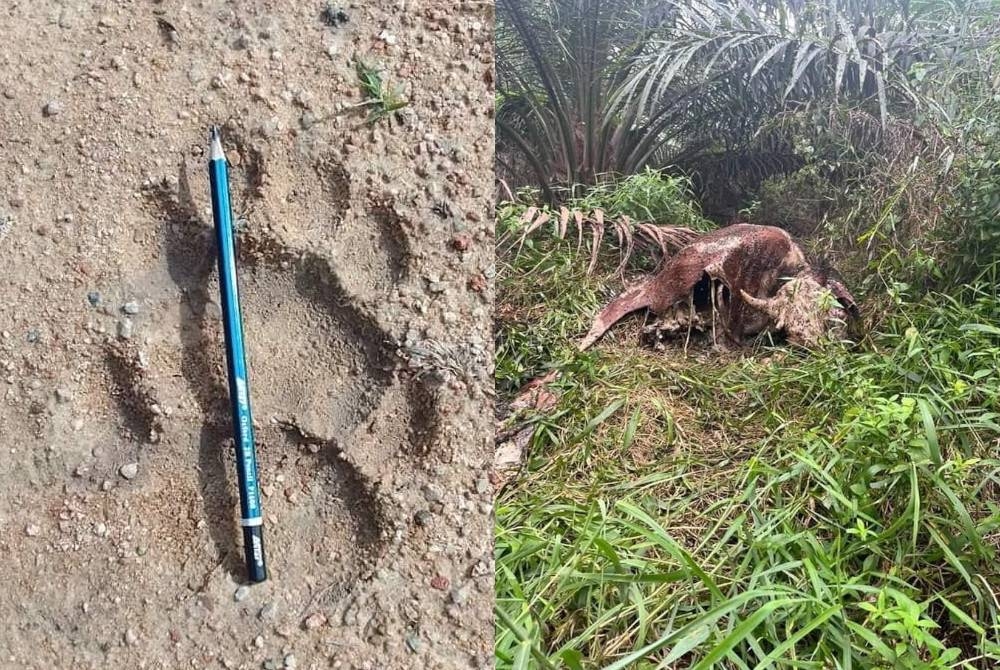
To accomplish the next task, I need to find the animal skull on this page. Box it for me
[740,274,854,346]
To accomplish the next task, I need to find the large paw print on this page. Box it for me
[87,128,442,596]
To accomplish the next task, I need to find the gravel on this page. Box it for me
[117,319,133,339]
[0,2,495,667]
[302,612,327,630]
[234,585,250,602]
[122,301,140,315]
[320,5,349,27]
[42,101,63,117]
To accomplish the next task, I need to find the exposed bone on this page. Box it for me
[579,224,857,350]
[741,274,855,346]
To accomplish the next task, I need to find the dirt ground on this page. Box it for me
[0,1,494,668]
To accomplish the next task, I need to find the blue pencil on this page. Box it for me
[208,126,267,583]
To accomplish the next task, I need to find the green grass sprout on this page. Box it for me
[354,60,408,125]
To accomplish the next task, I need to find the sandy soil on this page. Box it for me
[0,1,494,668]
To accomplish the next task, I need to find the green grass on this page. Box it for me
[496,188,1000,668]
[354,60,408,125]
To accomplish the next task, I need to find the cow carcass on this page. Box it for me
[579,224,859,350]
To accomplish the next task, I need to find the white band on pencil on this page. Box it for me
[241,517,263,527]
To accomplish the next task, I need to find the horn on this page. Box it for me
[825,279,860,318]
[740,289,779,316]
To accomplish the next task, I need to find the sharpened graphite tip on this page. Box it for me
[209,126,225,161]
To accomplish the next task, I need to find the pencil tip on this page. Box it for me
[209,126,225,161]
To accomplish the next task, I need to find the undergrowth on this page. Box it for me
[496,172,1000,668]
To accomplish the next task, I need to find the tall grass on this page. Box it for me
[496,176,1000,668]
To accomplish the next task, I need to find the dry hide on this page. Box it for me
[579,223,859,350]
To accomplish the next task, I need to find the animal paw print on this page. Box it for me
[87,127,442,596]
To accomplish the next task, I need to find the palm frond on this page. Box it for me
[512,205,702,275]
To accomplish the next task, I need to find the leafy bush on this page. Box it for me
[748,164,838,236]
[949,151,1000,282]
[568,169,712,231]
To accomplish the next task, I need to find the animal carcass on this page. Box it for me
[579,224,859,349]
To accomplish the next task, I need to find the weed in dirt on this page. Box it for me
[354,60,408,125]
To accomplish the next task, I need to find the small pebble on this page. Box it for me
[253,635,264,648]
[43,101,63,117]
[283,654,297,669]
[258,602,277,620]
[468,274,487,293]
[450,585,470,605]
[25,523,40,537]
[263,660,280,670]
[119,462,139,480]
[87,291,100,307]
[405,633,422,653]
[414,510,432,527]
[26,329,40,343]
[124,628,138,646]
[234,585,250,602]
[302,612,327,630]
[451,233,472,251]
[55,388,72,404]
[117,319,133,339]
[122,301,140,315]
[320,4,348,26]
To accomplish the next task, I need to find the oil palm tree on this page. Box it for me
[497,0,997,203]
